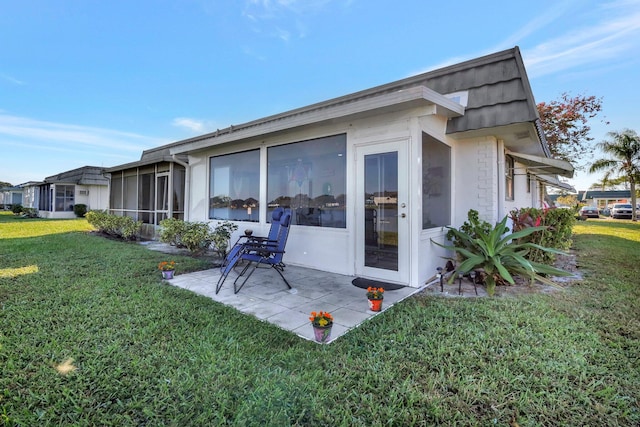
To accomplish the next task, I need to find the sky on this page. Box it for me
[1,0,639,192]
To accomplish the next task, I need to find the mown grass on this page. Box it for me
[1,212,638,426]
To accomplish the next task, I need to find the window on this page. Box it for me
[209,150,260,221]
[110,175,123,209]
[505,155,514,201]
[172,165,186,220]
[138,168,155,224]
[267,134,347,228]
[422,134,451,229]
[55,185,75,212]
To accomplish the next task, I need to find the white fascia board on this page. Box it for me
[171,86,465,155]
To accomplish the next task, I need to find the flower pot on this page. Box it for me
[162,270,175,280]
[312,324,332,343]
[368,298,383,312]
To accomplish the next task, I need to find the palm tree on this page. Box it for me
[589,129,640,221]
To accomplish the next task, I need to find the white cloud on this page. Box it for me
[241,0,337,42]
[0,73,26,85]
[0,114,164,153]
[172,117,205,132]
[171,117,220,134]
[522,1,640,77]
[0,114,170,184]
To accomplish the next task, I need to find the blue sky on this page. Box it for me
[1,0,639,191]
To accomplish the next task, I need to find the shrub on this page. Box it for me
[212,221,238,258]
[159,218,219,254]
[20,208,39,218]
[11,204,23,214]
[180,221,215,254]
[73,204,87,218]
[434,212,571,296]
[510,207,575,264]
[85,210,142,240]
[159,217,187,247]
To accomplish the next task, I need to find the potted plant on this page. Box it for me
[309,311,334,343]
[366,287,385,311]
[158,261,176,279]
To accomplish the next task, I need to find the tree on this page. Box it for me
[0,181,12,188]
[589,129,640,221]
[556,194,578,207]
[537,93,606,166]
[589,176,626,190]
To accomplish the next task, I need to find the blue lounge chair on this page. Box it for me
[232,210,292,294]
[215,208,286,294]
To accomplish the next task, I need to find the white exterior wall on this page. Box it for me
[505,159,537,217]
[76,184,109,211]
[185,105,548,287]
[188,108,429,279]
[452,136,499,226]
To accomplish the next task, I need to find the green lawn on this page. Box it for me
[1,212,638,426]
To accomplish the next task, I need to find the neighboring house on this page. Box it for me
[106,47,573,288]
[0,185,24,209]
[37,166,109,219]
[579,190,631,209]
[18,181,43,210]
[104,147,187,238]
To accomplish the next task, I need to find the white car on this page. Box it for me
[611,203,634,219]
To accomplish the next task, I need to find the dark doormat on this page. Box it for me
[352,277,406,291]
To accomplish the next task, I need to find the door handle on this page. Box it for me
[399,213,406,218]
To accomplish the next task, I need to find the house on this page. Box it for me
[36,166,109,218]
[18,181,43,210]
[579,190,632,209]
[0,185,24,209]
[106,47,573,288]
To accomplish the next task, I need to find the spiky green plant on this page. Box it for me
[433,215,572,296]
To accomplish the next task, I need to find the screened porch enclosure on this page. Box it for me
[109,162,186,225]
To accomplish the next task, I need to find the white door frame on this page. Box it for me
[355,139,410,284]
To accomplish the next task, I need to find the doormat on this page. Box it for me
[351,277,405,291]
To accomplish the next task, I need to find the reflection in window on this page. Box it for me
[267,134,347,228]
[422,134,451,229]
[209,150,260,222]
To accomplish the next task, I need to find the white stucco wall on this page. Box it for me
[184,106,548,287]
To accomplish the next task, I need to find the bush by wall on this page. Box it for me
[510,206,575,264]
[73,204,87,218]
[159,218,238,255]
[85,210,142,241]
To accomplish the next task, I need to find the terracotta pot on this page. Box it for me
[368,298,383,312]
[312,324,332,343]
[161,270,175,280]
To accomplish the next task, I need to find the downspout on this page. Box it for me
[171,155,191,222]
[496,139,505,223]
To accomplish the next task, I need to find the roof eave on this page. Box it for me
[172,86,464,155]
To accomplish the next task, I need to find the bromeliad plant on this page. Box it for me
[433,214,572,296]
[158,261,176,271]
[309,311,334,328]
[366,287,385,300]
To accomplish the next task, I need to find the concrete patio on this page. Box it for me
[164,264,423,344]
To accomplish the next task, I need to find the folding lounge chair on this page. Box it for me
[232,210,292,294]
[215,208,286,294]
